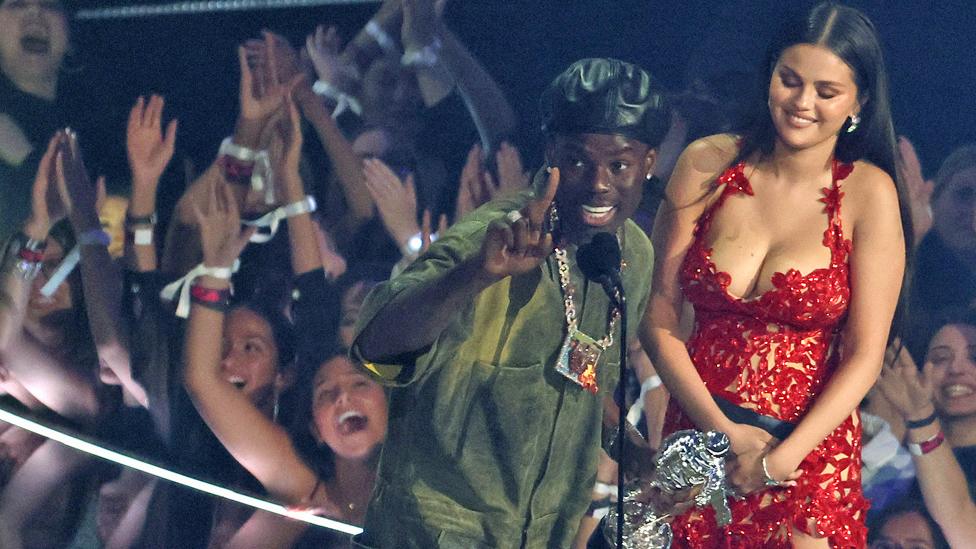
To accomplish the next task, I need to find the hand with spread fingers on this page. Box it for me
[876,341,937,423]
[494,142,530,194]
[127,95,178,191]
[454,143,485,221]
[363,158,422,250]
[479,167,559,278]
[192,179,255,275]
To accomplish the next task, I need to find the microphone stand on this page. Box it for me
[612,285,626,549]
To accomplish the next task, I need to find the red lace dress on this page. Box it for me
[664,160,868,547]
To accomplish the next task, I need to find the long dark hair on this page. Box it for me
[738,2,913,336]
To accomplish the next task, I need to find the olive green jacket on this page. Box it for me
[351,192,653,549]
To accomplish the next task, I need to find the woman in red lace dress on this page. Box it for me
[641,4,912,547]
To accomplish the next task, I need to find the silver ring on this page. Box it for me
[505,210,523,223]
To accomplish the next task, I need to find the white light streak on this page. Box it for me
[0,406,363,536]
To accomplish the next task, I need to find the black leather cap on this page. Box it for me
[541,58,670,147]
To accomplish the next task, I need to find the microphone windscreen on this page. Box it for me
[577,232,621,281]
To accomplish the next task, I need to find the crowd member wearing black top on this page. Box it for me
[183,97,382,548]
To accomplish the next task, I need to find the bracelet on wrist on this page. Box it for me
[160,260,240,318]
[190,283,232,312]
[907,430,946,456]
[126,226,154,247]
[365,20,398,54]
[761,455,781,487]
[905,410,938,430]
[125,211,157,227]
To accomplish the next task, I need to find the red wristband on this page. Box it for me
[190,284,232,311]
[219,155,255,185]
[908,430,945,456]
[17,248,44,263]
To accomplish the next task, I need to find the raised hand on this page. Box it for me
[54,130,102,231]
[898,136,933,243]
[268,96,305,204]
[304,25,349,85]
[127,95,178,191]
[192,178,255,270]
[876,341,937,422]
[363,158,421,248]
[454,143,484,221]
[24,133,63,239]
[420,209,449,254]
[494,142,529,194]
[236,38,301,149]
[479,167,559,278]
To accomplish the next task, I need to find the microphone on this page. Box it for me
[577,232,623,304]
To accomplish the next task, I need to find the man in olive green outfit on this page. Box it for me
[352,58,671,548]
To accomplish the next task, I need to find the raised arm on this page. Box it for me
[402,0,517,153]
[0,133,98,421]
[182,123,342,515]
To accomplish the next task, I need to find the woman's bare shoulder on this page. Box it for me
[844,160,900,225]
[665,134,740,206]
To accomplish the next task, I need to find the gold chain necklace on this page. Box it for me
[550,208,621,394]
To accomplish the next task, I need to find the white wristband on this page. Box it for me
[639,374,662,401]
[218,137,260,163]
[242,196,318,243]
[312,80,363,119]
[365,20,398,54]
[401,38,442,68]
[133,227,154,246]
[160,260,240,318]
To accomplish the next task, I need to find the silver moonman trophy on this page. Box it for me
[604,430,732,548]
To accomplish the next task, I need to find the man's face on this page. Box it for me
[547,133,655,242]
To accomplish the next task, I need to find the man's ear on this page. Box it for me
[642,147,658,181]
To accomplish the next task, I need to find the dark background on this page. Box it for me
[66,0,976,197]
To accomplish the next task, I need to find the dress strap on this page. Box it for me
[695,162,752,237]
[819,159,854,256]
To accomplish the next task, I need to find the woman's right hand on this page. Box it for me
[192,178,255,272]
[126,95,177,194]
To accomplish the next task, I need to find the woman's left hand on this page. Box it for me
[725,426,800,495]
[876,341,936,422]
[54,130,104,231]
